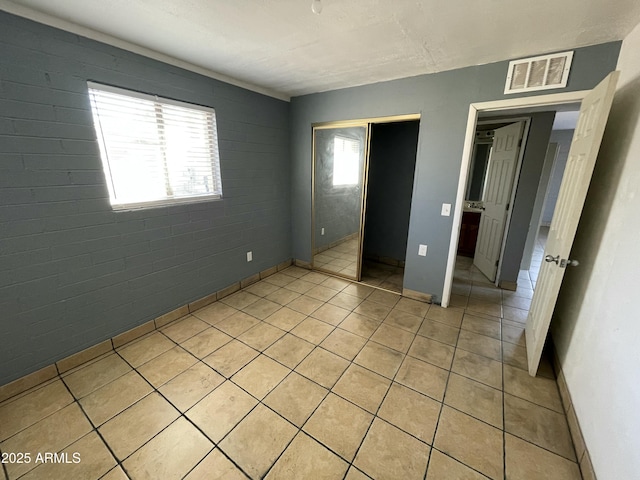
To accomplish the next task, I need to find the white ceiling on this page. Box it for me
[2,0,640,100]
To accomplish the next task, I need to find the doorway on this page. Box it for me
[443,90,590,308]
[311,114,420,292]
[360,120,420,293]
[443,71,618,376]
[457,119,529,284]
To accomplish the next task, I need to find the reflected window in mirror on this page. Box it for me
[333,136,361,186]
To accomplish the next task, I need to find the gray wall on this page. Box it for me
[0,12,291,385]
[363,121,419,261]
[520,142,559,270]
[291,42,620,302]
[542,129,575,224]
[499,112,555,285]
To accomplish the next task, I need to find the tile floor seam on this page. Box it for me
[502,335,508,480]
[302,344,414,466]
[0,377,72,442]
[38,380,121,480]
[296,398,357,463]
[97,395,181,463]
[261,430,327,479]
[429,448,494,480]
[428,350,455,447]
[343,334,435,477]
[0,376,62,409]
[143,383,251,475]
[230,400,308,478]
[441,398,504,433]
[501,429,579,465]
[115,415,202,478]
[500,389,564,414]
[170,388,248,444]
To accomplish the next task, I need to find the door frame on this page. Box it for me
[311,113,421,282]
[442,90,590,307]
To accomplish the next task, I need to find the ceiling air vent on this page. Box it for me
[504,51,573,94]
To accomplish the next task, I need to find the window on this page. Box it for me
[88,82,222,209]
[332,136,360,186]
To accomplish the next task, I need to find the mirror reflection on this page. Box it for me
[466,129,494,202]
[312,126,367,279]
[466,122,514,203]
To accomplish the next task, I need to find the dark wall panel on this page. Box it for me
[363,121,419,261]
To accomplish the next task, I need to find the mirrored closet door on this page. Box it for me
[312,123,369,280]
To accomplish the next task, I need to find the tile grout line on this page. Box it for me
[502,325,508,480]
[422,306,464,479]
[259,298,414,478]
[60,376,126,480]
[111,341,251,479]
[339,303,431,478]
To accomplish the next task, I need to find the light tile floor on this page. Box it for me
[0,259,582,480]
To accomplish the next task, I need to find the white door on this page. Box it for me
[526,71,619,376]
[474,121,524,281]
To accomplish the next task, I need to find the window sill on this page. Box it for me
[111,194,222,211]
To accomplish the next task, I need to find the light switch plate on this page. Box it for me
[247,251,253,262]
[441,203,451,216]
[418,244,427,256]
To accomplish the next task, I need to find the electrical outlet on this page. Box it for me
[441,203,451,216]
[247,251,252,262]
[321,228,325,235]
[418,244,427,256]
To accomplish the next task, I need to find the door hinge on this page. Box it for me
[506,203,510,211]
[495,260,499,267]
[518,139,523,147]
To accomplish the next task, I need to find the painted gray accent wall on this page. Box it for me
[363,121,419,261]
[520,142,559,270]
[542,130,576,224]
[499,112,555,285]
[0,12,291,385]
[291,42,620,302]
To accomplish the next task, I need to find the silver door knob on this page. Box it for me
[545,255,560,264]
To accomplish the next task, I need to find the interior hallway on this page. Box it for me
[0,249,581,480]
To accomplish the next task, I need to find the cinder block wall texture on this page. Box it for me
[0,12,292,385]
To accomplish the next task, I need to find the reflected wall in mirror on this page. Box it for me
[465,122,514,204]
[466,130,494,202]
[312,125,367,279]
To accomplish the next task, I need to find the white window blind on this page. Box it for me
[87,82,222,209]
[333,136,360,186]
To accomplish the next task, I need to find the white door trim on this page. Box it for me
[441,90,590,307]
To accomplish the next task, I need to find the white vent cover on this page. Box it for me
[504,51,573,94]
